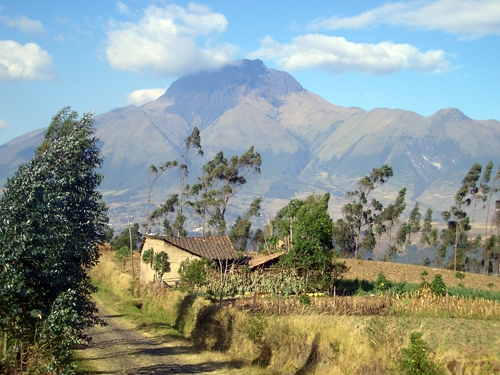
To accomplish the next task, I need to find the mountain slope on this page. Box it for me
[0,59,499,227]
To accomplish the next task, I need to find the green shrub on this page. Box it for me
[429,274,446,297]
[178,258,211,291]
[399,332,444,375]
[375,272,390,294]
[299,294,311,306]
[153,252,170,282]
[114,246,130,272]
[142,248,154,266]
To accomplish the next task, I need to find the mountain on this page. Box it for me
[1,59,499,229]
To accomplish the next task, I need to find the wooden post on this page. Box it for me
[447,289,450,318]
[128,218,135,278]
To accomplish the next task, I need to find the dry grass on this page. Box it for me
[341,258,500,291]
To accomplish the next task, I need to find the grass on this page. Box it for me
[86,248,500,374]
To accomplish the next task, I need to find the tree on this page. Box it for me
[110,223,140,250]
[178,127,203,217]
[149,194,179,236]
[228,198,262,251]
[144,161,178,234]
[279,193,334,290]
[380,187,406,261]
[483,163,500,274]
[340,164,393,259]
[196,147,262,234]
[0,107,108,373]
[419,208,435,265]
[442,164,480,271]
[396,202,421,264]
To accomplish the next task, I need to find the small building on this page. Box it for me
[140,235,238,284]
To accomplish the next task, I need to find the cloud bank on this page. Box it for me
[105,3,237,76]
[309,0,500,38]
[0,40,55,81]
[127,88,166,106]
[249,34,450,75]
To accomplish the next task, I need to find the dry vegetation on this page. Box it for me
[340,258,500,291]
[90,248,500,375]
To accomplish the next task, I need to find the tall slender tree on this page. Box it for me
[0,108,108,373]
[483,164,500,274]
[340,164,393,259]
[380,187,406,261]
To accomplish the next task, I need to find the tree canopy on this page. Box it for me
[0,107,108,373]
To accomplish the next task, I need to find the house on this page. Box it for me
[140,235,238,284]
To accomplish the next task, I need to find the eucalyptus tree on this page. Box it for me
[419,207,437,265]
[229,197,263,251]
[0,108,108,373]
[196,146,262,235]
[442,163,482,271]
[483,163,500,274]
[340,164,393,259]
[396,201,421,263]
[380,187,406,261]
[145,160,178,233]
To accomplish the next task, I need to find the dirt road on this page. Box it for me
[76,302,242,375]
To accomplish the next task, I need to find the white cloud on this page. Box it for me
[116,1,130,15]
[249,34,450,75]
[105,3,237,76]
[0,40,55,81]
[1,15,44,34]
[0,119,8,130]
[309,0,500,38]
[127,87,167,106]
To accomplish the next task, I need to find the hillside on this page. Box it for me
[0,59,499,228]
[340,258,500,291]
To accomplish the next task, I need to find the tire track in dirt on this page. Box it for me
[76,301,238,374]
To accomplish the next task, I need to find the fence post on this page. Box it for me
[447,289,450,318]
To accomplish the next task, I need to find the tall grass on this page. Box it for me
[89,251,500,375]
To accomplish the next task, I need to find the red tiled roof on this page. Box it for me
[149,235,238,260]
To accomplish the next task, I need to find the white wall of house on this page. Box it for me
[140,237,201,284]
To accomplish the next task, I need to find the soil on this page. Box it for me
[75,301,241,375]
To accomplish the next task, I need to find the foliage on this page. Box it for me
[399,332,444,375]
[442,163,481,271]
[178,258,212,291]
[299,294,311,306]
[374,272,390,294]
[0,107,107,374]
[429,274,447,297]
[278,193,334,273]
[229,198,262,251]
[142,248,154,266]
[336,164,393,259]
[110,222,140,250]
[114,246,130,272]
[153,252,170,282]
[193,146,262,234]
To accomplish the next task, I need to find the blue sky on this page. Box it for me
[1,0,499,144]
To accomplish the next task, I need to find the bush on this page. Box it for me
[429,274,446,297]
[153,252,170,282]
[178,258,211,291]
[142,248,154,266]
[374,272,390,294]
[114,246,130,271]
[400,332,444,375]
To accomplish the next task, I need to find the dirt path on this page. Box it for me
[76,301,241,375]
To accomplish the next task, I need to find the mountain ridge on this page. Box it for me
[1,59,499,227]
